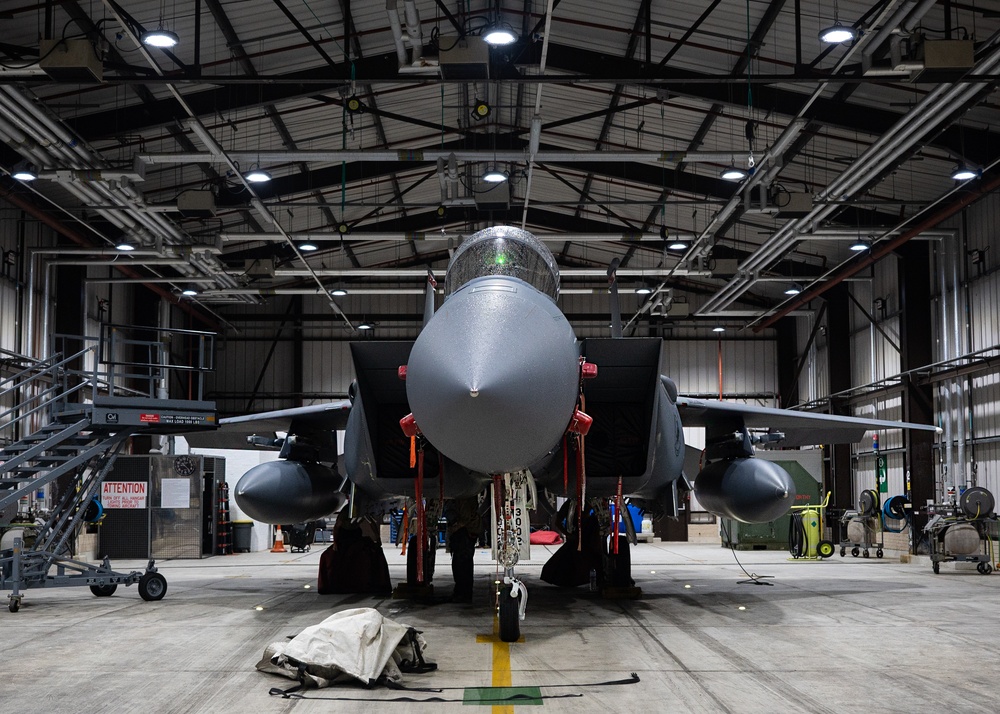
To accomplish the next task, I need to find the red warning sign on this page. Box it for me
[140,413,161,423]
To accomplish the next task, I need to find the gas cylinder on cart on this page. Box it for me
[943,523,981,555]
[801,507,821,558]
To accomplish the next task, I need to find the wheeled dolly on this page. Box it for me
[2,538,167,612]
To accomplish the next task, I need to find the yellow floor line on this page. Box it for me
[476,615,522,713]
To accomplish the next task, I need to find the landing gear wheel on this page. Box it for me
[90,584,117,597]
[876,549,884,559]
[840,547,846,557]
[8,597,20,613]
[138,572,167,601]
[498,585,521,643]
[817,540,835,559]
[851,547,860,558]
[933,561,940,574]
[863,549,870,559]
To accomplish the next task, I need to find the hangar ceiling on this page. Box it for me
[2,0,999,334]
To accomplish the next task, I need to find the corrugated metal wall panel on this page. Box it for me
[663,338,777,401]
[211,338,296,414]
[301,341,354,403]
[0,213,21,356]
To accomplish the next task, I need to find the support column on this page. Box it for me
[775,316,798,408]
[826,285,853,522]
[896,243,935,552]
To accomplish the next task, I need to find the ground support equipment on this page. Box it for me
[923,488,996,575]
[1,537,166,612]
[838,489,885,559]
[0,325,217,612]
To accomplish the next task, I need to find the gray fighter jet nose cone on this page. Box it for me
[407,276,580,474]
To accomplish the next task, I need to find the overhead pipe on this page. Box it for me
[0,87,239,293]
[949,236,967,490]
[436,156,448,202]
[520,0,557,229]
[136,149,763,165]
[273,267,713,278]
[447,152,459,202]
[219,231,699,242]
[702,38,1000,315]
[402,0,423,64]
[755,171,1000,331]
[671,0,906,286]
[938,241,953,496]
[0,185,218,329]
[385,0,408,66]
[861,1,917,73]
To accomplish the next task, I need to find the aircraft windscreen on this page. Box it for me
[444,226,560,299]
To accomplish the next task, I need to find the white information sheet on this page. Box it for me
[161,478,191,509]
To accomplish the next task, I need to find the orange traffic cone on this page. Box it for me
[271,525,287,553]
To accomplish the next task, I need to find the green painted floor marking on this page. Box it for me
[462,686,544,706]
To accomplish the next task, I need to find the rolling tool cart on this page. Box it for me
[924,487,996,575]
[839,489,884,558]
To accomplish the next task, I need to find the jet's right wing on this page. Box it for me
[674,393,940,446]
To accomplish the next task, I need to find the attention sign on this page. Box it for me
[102,481,148,509]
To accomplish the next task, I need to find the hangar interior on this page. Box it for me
[1,1,1000,711]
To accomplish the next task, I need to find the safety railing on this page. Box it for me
[2,324,215,445]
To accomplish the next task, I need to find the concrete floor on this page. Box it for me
[1,541,997,714]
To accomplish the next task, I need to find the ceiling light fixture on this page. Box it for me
[951,165,978,181]
[357,322,375,331]
[141,29,180,48]
[115,240,136,252]
[482,168,507,183]
[819,1,857,44]
[330,288,348,297]
[849,239,870,252]
[245,169,272,183]
[298,241,318,252]
[712,326,726,333]
[784,283,802,296]
[181,287,199,297]
[668,241,689,251]
[635,286,653,295]
[720,166,748,181]
[818,23,857,43]
[11,164,37,181]
[483,27,517,45]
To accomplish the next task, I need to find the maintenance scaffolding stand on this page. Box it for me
[0,325,218,612]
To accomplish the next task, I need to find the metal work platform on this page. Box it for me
[0,324,218,612]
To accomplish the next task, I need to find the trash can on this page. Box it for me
[232,521,254,552]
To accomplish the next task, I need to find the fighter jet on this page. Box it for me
[196,226,937,640]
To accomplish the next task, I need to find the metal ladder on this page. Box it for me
[0,325,218,611]
[0,346,116,513]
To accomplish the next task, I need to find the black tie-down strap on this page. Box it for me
[269,671,641,702]
[395,627,438,675]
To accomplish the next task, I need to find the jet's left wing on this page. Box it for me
[184,400,351,451]
[674,390,940,446]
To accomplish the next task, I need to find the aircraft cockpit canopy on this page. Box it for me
[444,226,560,299]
